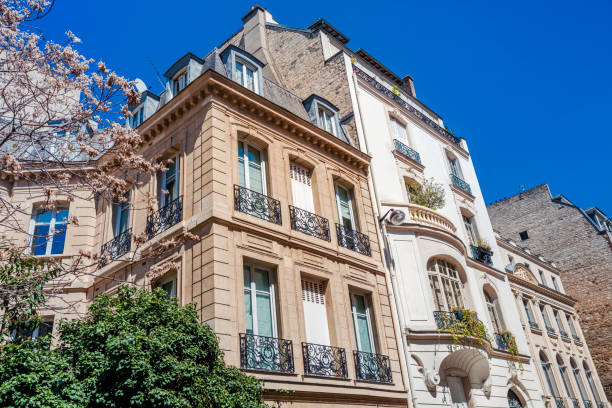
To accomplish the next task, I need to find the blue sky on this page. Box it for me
[37,0,612,213]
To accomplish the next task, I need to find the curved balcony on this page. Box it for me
[383,203,457,236]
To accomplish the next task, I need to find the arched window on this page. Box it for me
[507,389,524,408]
[570,359,590,405]
[484,290,503,334]
[540,352,560,398]
[583,361,602,404]
[428,258,464,311]
[556,355,576,399]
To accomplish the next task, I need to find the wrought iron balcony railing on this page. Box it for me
[583,400,593,408]
[336,224,371,256]
[554,397,566,408]
[470,244,493,265]
[393,139,421,164]
[239,333,294,373]
[234,185,282,225]
[569,398,580,408]
[434,310,460,330]
[450,173,472,195]
[353,350,393,384]
[545,325,557,336]
[302,343,348,378]
[528,320,540,330]
[289,206,330,241]
[559,329,569,339]
[495,333,510,351]
[146,196,183,239]
[100,228,131,264]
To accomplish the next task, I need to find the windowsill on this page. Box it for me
[302,374,351,381]
[33,253,74,260]
[239,368,298,377]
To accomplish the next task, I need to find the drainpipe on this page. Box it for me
[351,70,418,408]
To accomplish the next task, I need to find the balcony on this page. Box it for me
[570,398,580,408]
[146,196,183,239]
[336,224,371,256]
[433,310,490,345]
[234,185,282,225]
[393,138,421,164]
[289,206,330,241]
[554,397,566,408]
[572,334,581,343]
[470,244,493,265]
[399,203,457,235]
[450,173,472,195]
[545,325,557,336]
[559,329,570,339]
[239,333,294,373]
[302,343,348,378]
[353,350,393,384]
[100,228,131,264]
[528,320,540,330]
[583,400,593,408]
[495,333,510,351]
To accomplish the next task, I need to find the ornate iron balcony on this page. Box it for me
[528,320,540,330]
[302,343,348,378]
[583,400,593,408]
[470,244,493,265]
[234,185,282,225]
[546,325,557,336]
[289,206,330,241]
[100,228,131,264]
[239,333,294,373]
[146,196,183,239]
[554,397,566,408]
[434,310,460,330]
[393,139,421,164]
[570,398,580,408]
[336,224,371,256]
[495,333,510,351]
[352,65,462,146]
[450,173,472,195]
[353,350,393,384]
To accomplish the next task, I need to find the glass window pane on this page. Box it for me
[353,294,366,314]
[256,292,273,337]
[238,142,246,188]
[56,209,68,223]
[356,314,373,352]
[244,288,253,334]
[245,68,255,91]
[36,210,53,224]
[161,281,174,299]
[32,224,49,255]
[50,223,66,254]
[235,62,244,85]
[253,268,270,293]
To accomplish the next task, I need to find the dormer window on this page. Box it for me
[130,107,144,129]
[173,69,188,95]
[235,60,258,93]
[318,106,336,135]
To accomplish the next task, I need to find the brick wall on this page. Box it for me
[487,184,612,401]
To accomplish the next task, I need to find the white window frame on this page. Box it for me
[447,156,464,179]
[540,305,553,329]
[539,270,547,286]
[235,59,259,93]
[318,106,337,136]
[238,141,267,194]
[566,315,578,338]
[244,265,278,337]
[160,155,180,207]
[350,292,376,353]
[28,206,68,256]
[523,299,536,323]
[173,68,188,95]
[485,292,503,333]
[463,215,480,245]
[130,106,144,128]
[551,276,560,291]
[157,274,177,299]
[113,192,130,237]
[428,259,465,312]
[335,184,356,230]
[389,116,409,145]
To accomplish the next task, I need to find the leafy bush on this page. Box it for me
[409,178,446,210]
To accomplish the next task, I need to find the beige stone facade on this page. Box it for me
[496,234,608,408]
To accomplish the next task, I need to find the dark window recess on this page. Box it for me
[519,231,529,241]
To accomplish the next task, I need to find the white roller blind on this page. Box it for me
[302,279,330,345]
[290,163,315,213]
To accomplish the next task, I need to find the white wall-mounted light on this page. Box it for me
[378,208,406,226]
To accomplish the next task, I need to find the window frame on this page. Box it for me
[113,191,131,237]
[350,292,376,353]
[130,106,144,128]
[523,298,536,324]
[235,58,259,93]
[317,106,337,136]
[540,305,553,330]
[29,206,69,256]
[484,291,503,334]
[389,116,409,145]
[463,215,480,245]
[334,183,356,231]
[427,258,465,312]
[160,155,180,207]
[447,155,464,179]
[173,68,188,95]
[237,140,267,194]
[243,264,278,338]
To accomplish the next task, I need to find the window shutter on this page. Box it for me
[301,279,330,345]
[290,163,314,212]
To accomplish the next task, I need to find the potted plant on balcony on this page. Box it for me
[408,178,446,210]
[499,331,521,367]
[438,308,490,350]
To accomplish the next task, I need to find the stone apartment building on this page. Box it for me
[488,184,612,402]
[496,232,607,408]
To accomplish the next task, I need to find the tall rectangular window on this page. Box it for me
[567,315,578,338]
[302,279,329,345]
[540,305,553,330]
[235,61,257,93]
[542,360,559,397]
[243,264,277,338]
[447,156,463,179]
[389,117,408,144]
[335,185,355,231]
[238,141,266,194]
[290,163,314,213]
[523,299,536,323]
[160,156,179,206]
[539,270,547,286]
[318,107,336,136]
[554,310,566,334]
[30,207,68,256]
[113,192,130,237]
[463,215,479,245]
[551,276,560,291]
[173,70,187,94]
[350,293,375,353]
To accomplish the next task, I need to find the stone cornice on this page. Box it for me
[136,70,371,175]
[495,237,560,273]
[507,273,577,306]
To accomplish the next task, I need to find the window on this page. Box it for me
[335,185,356,231]
[557,356,575,399]
[350,293,375,353]
[553,310,567,336]
[130,107,144,128]
[551,276,560,291]
[389,117,408,144]
[523,299,536,324]
[160,156,180,206]
[173,69,188,94]
[540,352,560,397]
[484,291,503,334]
[540,305,554,331]
[539,270,547,286]
[447,156,464,179]
[290,163,314,213]
[113,192,130,237]
[405,179,420,204]
[571,360,589,403]
[302,279,329,345]
[463,215,479,245]
[238,141,266,194]
[519,230,529,241]
[30,207,68,256]
[235,60,258,93]
[243,264,277,337]
[508,255,514,264]
[566,315,579,339]
[318,107,336,136]
[584,363,601,403]
[155,274,177,299]
[12,317,54,341]
[428,258,464,311]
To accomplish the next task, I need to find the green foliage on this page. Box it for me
[474,237,491,250]
[408,178,446,210]
[0,286,267,408]
[437,309,490,350]
[0,248,57,340]
[391,85,401,97]
[499,331,522,368]
[444,126,455,135]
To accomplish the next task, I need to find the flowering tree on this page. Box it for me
[0,1,175,316]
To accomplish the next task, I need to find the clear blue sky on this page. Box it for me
[37,0,612,214]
